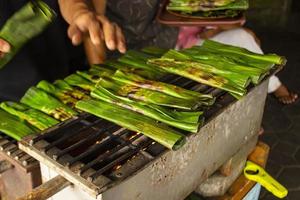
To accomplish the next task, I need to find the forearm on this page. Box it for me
[58,0,91,24]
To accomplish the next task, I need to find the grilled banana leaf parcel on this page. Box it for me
[53,80,89,100]
[37,80,78,106]
[76,99,186,150]
[148,58,246,98]
[167,0,248,13]
[91,87,203,133]
[21,87,78,121]
[65,74,95,91]
[97,77,204,110]
[0,0,56,69]
[202,40,285,65]
[0,109,36,141]
[181,47,269,84]
[77,66,114,83]
[0,102,59,130]
[118,50,165,77]
[112,70,215,105]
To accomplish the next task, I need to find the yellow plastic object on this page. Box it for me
[244,161,288,199]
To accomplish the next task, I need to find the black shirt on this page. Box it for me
[0,0,85,101]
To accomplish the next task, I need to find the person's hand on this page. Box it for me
[68,10,126,53]
[0,38,10,58]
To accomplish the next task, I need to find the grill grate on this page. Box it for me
[0,133,38,168]
[19,74,237,195]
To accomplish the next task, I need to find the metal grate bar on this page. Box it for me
[42,120,105,153]
[78,133,143,175]
[52,124,116,161]
[88,139,153,182]
[65,129,129,167]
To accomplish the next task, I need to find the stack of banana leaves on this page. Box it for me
[166,0,249,18]
[148,40,285,98]
[76,69,215,150]
[0,109,37,141]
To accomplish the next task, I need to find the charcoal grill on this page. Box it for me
[18,70,275,200]
[0,133,41,199]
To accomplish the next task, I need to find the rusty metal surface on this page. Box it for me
[0,134,41,200]
[101,79,269,200]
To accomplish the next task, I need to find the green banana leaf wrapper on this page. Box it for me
[141,46,169,56]
[118,50,166,78]
[0,1,56,69]
[167,0,248,14]
[202,40,285,65]
[91,87,203,133]
[181,46,270,84]
[53,80,89,100]
[162,50,251,88]
[37,80,78,107]
[112,70,215,105]
[76,99,186,150]
[65,74,95,92]
[76,66,114,83]
[21,87,78,121]
[0,101,59,130]
[97,77,205,110]
[105,60,159,79]
[0,109,36,141]
[168,0,235,8]
[148,58,246,98]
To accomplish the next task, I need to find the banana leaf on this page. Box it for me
[97,77,204,110]
[148,58,246,98]
[21,87,78,121]
[76,99,186,150]
[37,80,78,107]
[105,60,159,79]
[91,87,203,132]
[0,1,56,69]
[76,67,114,84]
[167,0,248,13]
[65,74,95,91]
[0,109,36,141]
[202,40,285,65]
[141,46,168,57]
[112,70,215,105]
[53,80,89,100]
[118,50,166,77]
[0,102,58,130]
[162,50,251,88]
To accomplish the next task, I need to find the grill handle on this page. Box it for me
[17,175,71,200]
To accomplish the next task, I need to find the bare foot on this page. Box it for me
[258,127,264,135]
[274,84,298,104]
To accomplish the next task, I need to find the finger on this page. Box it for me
[68,24,83,46]
[0,39,11,53]
[87,20,102,45]
[97,15,116,50]
[115,25,126,53]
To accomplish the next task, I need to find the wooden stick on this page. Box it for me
[17,175,71,200]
